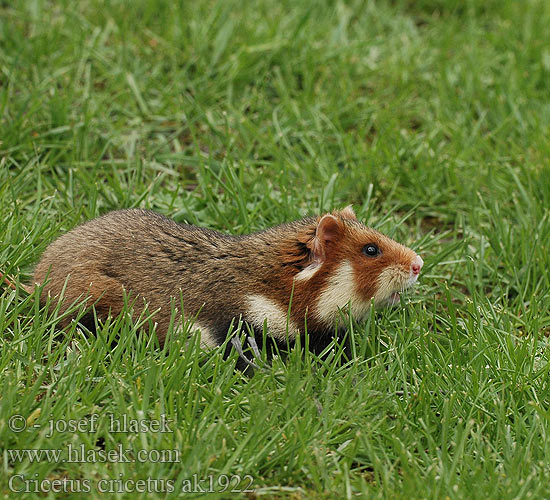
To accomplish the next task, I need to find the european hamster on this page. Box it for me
[4,207,423,356]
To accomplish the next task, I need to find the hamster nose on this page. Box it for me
[411,255,423,276]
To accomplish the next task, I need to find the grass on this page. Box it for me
[1,0,550,498]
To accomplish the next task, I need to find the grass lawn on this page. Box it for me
[2,0,550,498]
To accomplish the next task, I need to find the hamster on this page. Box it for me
[6,206,423,356]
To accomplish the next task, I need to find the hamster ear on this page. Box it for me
[340,205,357,220]
[309,214,343,262]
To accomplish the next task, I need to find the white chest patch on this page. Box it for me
[245,294,299,341]
[176,320,217,349]
[315,261,371,325]
[194,322,218,348]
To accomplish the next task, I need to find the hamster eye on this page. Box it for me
[362,244,380,257]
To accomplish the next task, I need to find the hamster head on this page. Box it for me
[299,206,423,317]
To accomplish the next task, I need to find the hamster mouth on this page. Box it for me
[388,292,401,305]
[374,268,420,307]
[379,291,404,307]
[379,279,418,307]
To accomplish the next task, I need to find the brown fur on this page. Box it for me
[22,208,421,349]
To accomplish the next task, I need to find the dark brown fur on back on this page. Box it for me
[33,210,320,345]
